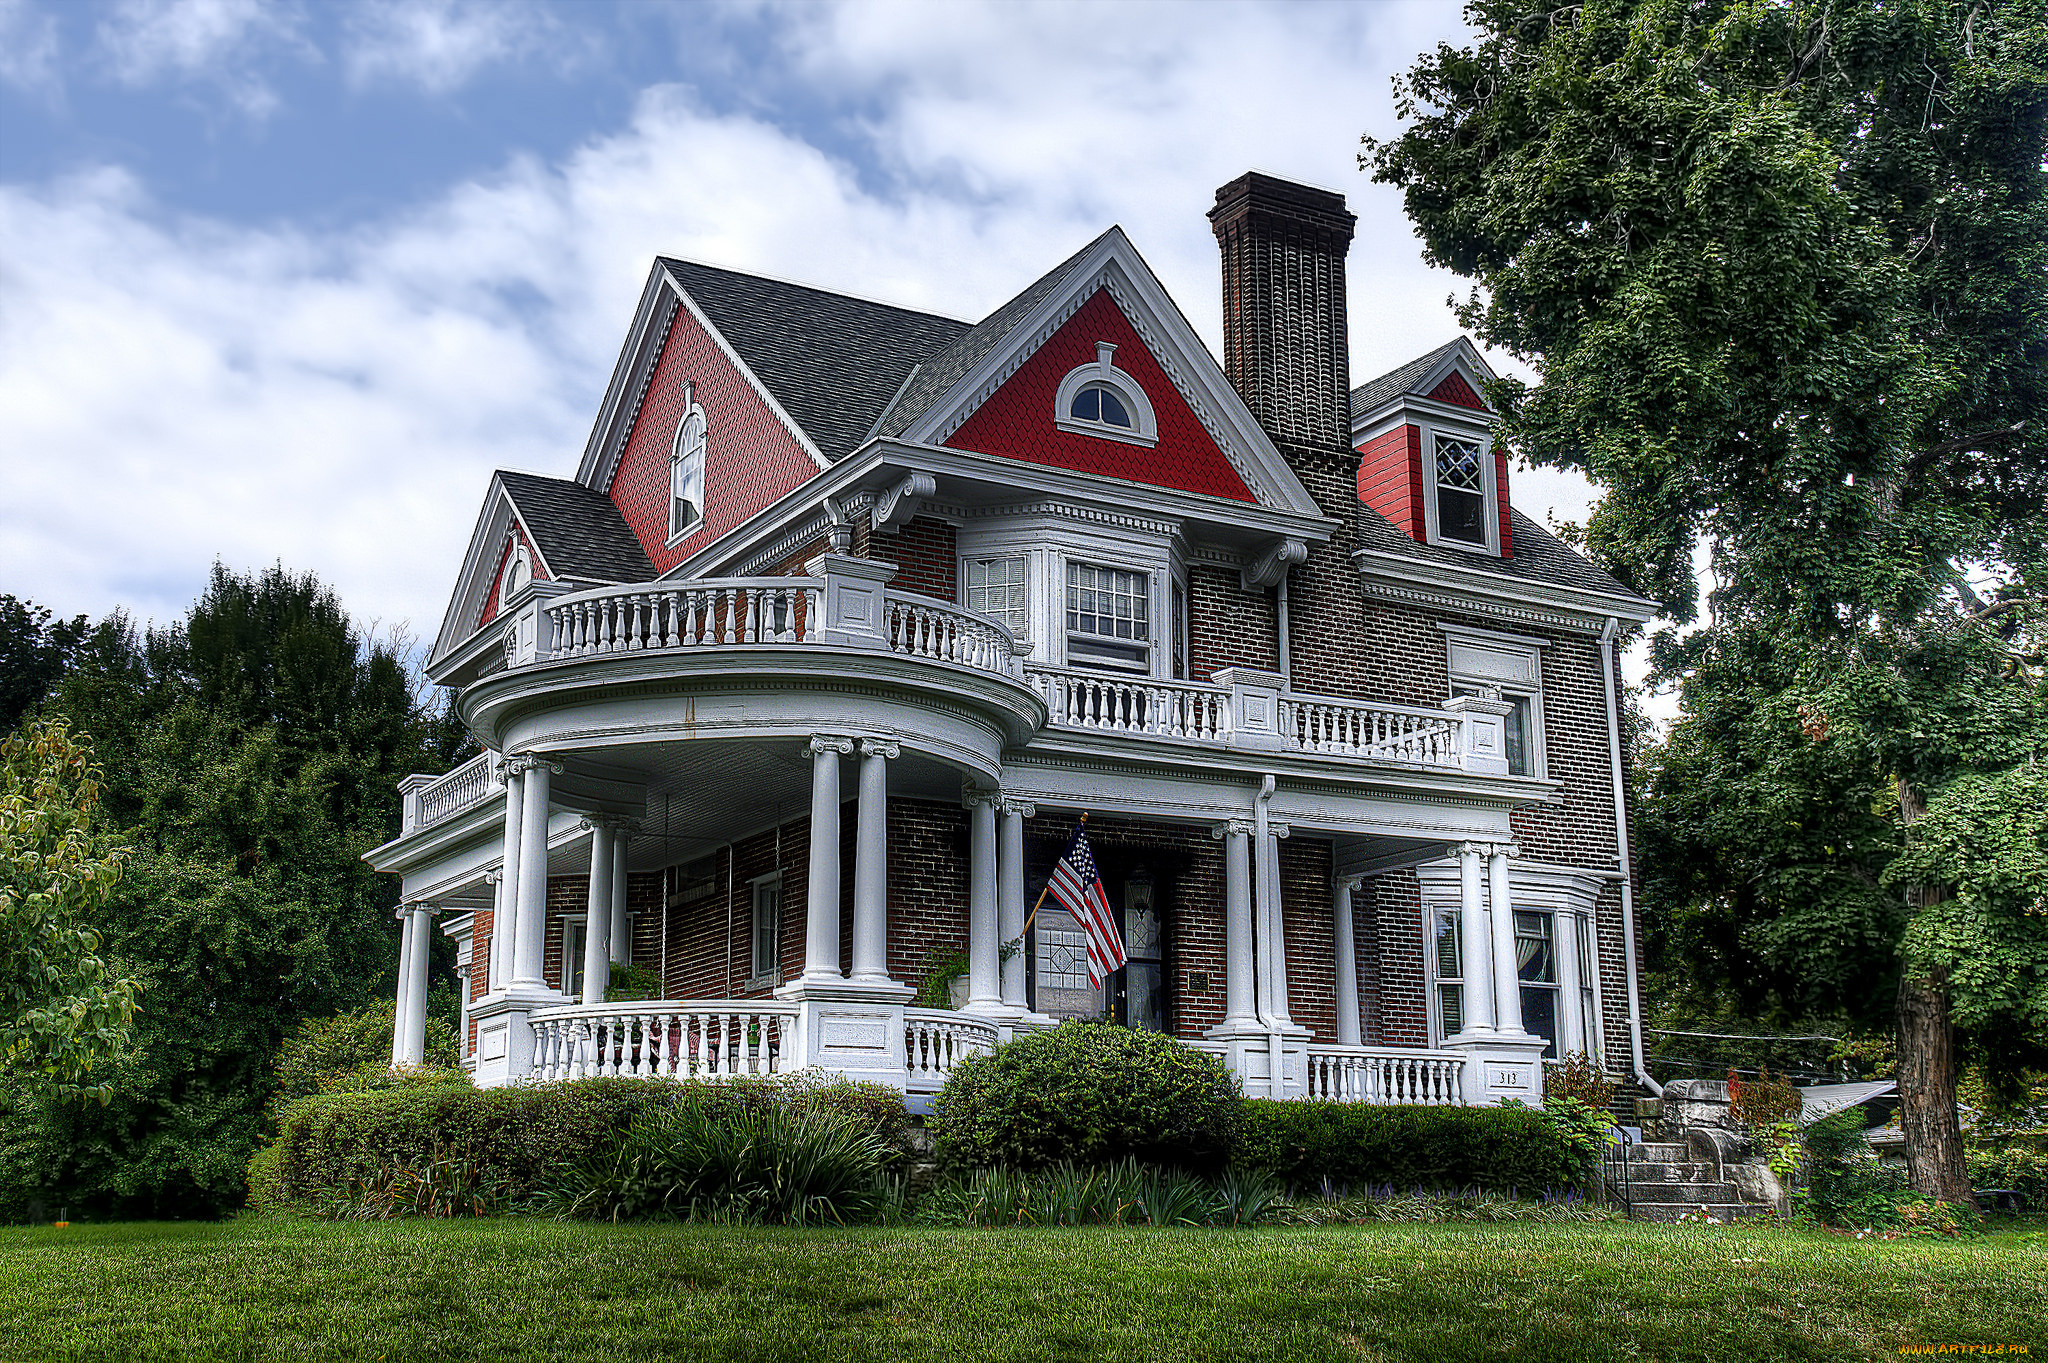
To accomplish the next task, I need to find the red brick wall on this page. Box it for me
[1357,424,1423,541]
[945,290,1255,502]
[1279,836,1336,1037]
[1188,562,1277,681]
[1495,446,1515,558]
[1282,447,1375,700]
[881,517,957,602]
[608,298,821,574]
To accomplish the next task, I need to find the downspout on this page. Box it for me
[1601,617,1662,1097]
[1276,575,1290,686]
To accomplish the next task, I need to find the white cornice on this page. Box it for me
[575,267,680,491]
[1356,547,1658,632]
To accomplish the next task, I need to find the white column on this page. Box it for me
[390,906,419,1066]
[1217,821,1256,1026]
[580,818,615,1006]
[398,904,435,1066]
[609,829,632,965]
[1334,874,1363,1046]
[1259,823,1292,1024]
[998,798,1032,1009]
[510,757,559,990]
[496,765,525,989]
[851,738,897,982]
[1489,844,1525,1036]
[483,871,506,993]
[1555,906,1587,1058]
[1457,842,1494,1033]
[964,788,1001,1010]
[802,736,853,982]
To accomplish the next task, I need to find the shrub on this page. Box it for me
[603,964,662,1002]
[1507,1096,1616,1192]
[1543,1052,1617,1110]
[1968,1146,2048,1210]
[1727,1068,1802,1135]
[539,1098,895,1225]
[1235,1100,1579,1194]
[928,1022,1242,1173]
[272,1000,461,1110]
[1800,1109,1910,1227]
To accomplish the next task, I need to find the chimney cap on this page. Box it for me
[1209,171,1355,237]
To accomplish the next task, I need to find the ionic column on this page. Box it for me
[398,903,437,1066]
[802,736,854,982]
[579,817,616,1006]
[483,870,506,992]
[1214,821,1256,1026]
[496,762,525,987]
[609,827,632,965]
[1259,823,1293,1025]
[1555,904,1588,1058]
[851,738,898,982]
[1488,843,1526,1036]
[509,756,561,990]
[963,787,1001,1010]
[998,797,1033,1009]
[390,905,420,1066]
[1334,874,1363,1046]
[1457,842,1495,1033]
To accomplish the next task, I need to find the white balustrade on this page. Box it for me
[545,579,819,659]
[527,1001,798,1082]
[1283,696,1462,768]
[1303,1046,1464,1105]
[1027,666,1233,742]
[412,752,498,830]
[903,1009,1000,1093]
[884,595,1020,677]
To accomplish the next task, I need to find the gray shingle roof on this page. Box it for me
[1349,338,1468,416]
[1354,501,1647,601]
[873,229,1113,441]
[660,259,970,462]
[498,470,653,584]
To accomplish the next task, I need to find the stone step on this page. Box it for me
[1615,1161,1726,1183]
[1623,1179,1742,1203]
[1629,1201,1773,1224]
[1623,1142,1689,1161]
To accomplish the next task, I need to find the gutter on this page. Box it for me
[1601,616,1663,1098]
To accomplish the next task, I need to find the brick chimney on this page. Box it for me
[1208,172,1357,481]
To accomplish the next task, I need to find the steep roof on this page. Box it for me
[873,230,1113,442]
[659,259,970,462]
[1355,502,1647,601]
[498,471,652,583]
[1349,338,1470,415]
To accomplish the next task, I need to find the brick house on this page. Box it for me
[369,172,1658,1107]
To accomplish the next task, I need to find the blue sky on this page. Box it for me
[0,0,1616,677]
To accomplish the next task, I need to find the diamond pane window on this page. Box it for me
[1434,434,1488,545]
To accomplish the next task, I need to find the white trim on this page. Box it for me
[1053,342,1159,447]
[666,388,707,546]
[1349,339,1499,435]
[430,477,559,667]
[1446,630,1546,780]
[1437,620,1550,652]
[746,870,783,990]
[576,267,682,492]
[1422,426,1501,557]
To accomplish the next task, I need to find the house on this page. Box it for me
[367,172,1659,1108]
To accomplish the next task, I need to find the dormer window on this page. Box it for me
[669,383,706,545]
[1054,342,1158,447]
[1422,428,1502,555]
[499,541,532,607]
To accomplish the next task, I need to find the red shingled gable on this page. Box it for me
[944,290,1255,503]
[1426,369,1487,410]
[477,523,546,628]
[609,300,821,574]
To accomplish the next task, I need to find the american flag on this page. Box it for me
[1048,824,1126,987]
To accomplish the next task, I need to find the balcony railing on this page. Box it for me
[1303,1045,1464,1105]
[528,1000,800,1082]
[1028,668,1233,743]
[404,751,499,833]
[903,1009,1000,1094]
[1282,697,1461,767]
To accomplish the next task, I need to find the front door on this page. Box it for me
[1109,866,1165,1032]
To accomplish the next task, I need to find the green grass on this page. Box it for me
[1,1218,2042,1362]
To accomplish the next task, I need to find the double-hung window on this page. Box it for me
[1444,625,1545,779]
[1433,432,1489,547]
[669,392,706,544]
[1065,562,1149,671]
[964,556,1027,635]
[1515,911,1560,1060]
[749,875,781,986]
[1434,914,1464,1039]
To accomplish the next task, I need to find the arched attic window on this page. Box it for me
[669,382,706,544]
[499,539,532,607]
[1055,342,1158,447]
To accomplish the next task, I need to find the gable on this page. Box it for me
[1426,369,1487,410]
[607,295,825,575]
[943,290,1255,502]
[478,525,546,629]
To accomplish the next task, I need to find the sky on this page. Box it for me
[0,0,1648,697]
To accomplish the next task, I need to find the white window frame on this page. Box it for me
[1064,560,1153,674]
[1514,909,1562,1061]
[1053,342,1158,448]
[746,872,781,989]
[956,518,1182,679]
[1441,623,1546,779]
[1419,421,1501,557]
[1428,909,1465,1044]
[560,913,588,999]
[499,539,532,608]
[961,555,1029,637]
[668,386,707,546]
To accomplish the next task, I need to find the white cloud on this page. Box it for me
[342,0,578,95]
[0,0,62,101]
[94,0,310,116]
[3,0,1634,702]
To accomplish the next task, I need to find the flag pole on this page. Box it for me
[1018,811,1088,938]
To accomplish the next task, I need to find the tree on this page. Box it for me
[0,597,87,735]
[0,718,139,1097]
[1369,0,2048,1201]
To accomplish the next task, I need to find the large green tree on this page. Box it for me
[0,568,468,1218]
[1369,0,2048,1201]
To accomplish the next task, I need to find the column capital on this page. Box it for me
[1337,874,1365,894]
[809,734,856,756]
[1454,840,1490,859]
[500,753,563,779]
[578,813,639,835]
[858,736,900,760]
[960,784,1001,810]
[482,869,503,886]
[1270,822,1290,840]
[998,794,1035,818]
[1486,841,1522,860]
[1212,819,1255,839]
[397,901,440,920]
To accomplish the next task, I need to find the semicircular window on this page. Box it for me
[1069,383,1133,429]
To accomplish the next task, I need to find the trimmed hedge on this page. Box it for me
[1235,1100,1579,1194]
[930,1022,1242,1173]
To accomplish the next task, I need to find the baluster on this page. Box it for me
[803,587,820,642]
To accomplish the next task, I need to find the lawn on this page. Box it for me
[1,1218,2041,1362]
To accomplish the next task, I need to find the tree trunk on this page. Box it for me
[1893,778,1975,1208]
[1895,965,1974,1207]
